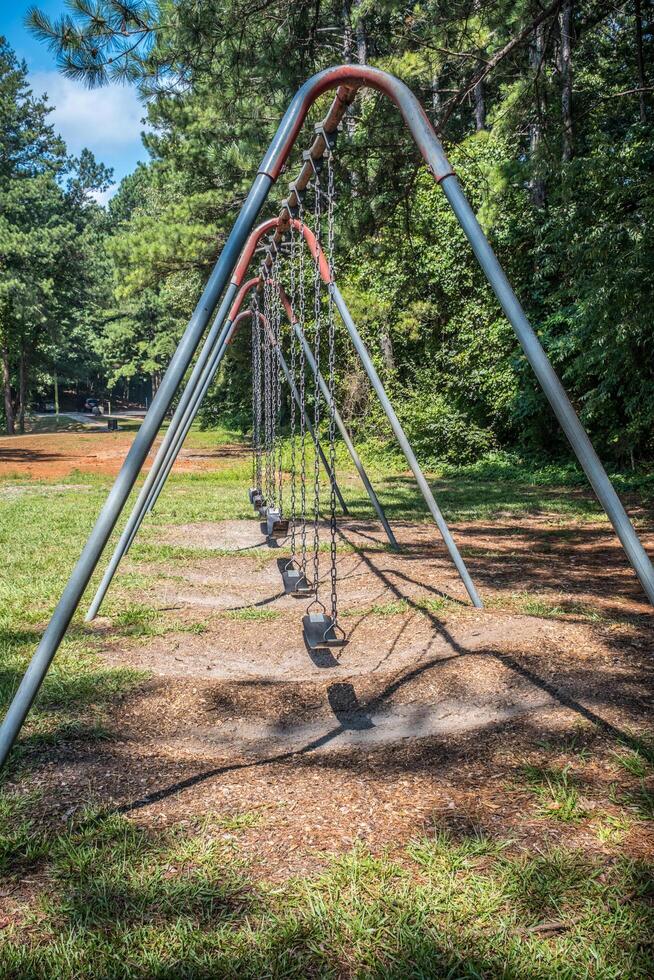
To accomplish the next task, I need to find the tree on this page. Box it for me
[25,1,654,464]
[0,36,113,433]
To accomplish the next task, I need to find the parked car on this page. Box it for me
[84,397,103,415]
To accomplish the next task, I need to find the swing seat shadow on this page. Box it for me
[303,635,341,668]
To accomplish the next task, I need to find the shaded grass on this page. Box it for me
[520,764,588,822]
[0,812,651,978]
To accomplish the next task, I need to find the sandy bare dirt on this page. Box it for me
[0,430,242,479]
[14,514,651,878]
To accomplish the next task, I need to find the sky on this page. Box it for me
[0,0,149,201]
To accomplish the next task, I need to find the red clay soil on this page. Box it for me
[0,430,241,479]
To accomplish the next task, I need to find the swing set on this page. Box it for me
[1,65,652,770]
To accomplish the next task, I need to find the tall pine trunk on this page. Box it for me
[431,72,441,124]
[473,79,486,130]
[1,339,14,435]
[17,346,27,434]
[634,0,647,123]
[560,0,574,162]
[529,22,547,207]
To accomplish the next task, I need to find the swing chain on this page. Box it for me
[288,221,297,558]
[252,292,263,494]
[263,275,273,506]
[251,298,257,490]
[310,167,323,600]
[326,150,341,631]
[272,253,283,514]
[297,198,308,579]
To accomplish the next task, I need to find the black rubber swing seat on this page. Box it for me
[266,508,289,539]
[252,494,266,513]
[282,566,313,596]
[302,613,347,650]
[248,487,260,504]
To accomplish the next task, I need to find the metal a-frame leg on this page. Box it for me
[290,320,399,551]
[329,281,483,610]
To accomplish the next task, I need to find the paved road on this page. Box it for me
[36,412,145,429]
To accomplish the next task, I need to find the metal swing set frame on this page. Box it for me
[1,64,653,769]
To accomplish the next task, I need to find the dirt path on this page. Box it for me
[19,513,653,878]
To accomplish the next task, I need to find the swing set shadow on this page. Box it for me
[112,524,649,818]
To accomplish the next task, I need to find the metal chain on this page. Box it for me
[297,199,308,579]
[263,275,273,506]
[326,151,340,629]
[272,253,284,515]
[288,220,298,558]
[251,300,257,490]
[310,167,323,600]
[252,292,263,493]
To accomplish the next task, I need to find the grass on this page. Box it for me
[521,764,589,822]
[224,606,282,621]
[1,422,653,976]
[0,809,651,977]
[0,792,648,976]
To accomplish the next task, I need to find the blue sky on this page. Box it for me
[1,0,149,200]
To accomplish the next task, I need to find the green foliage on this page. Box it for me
[20,0,654,463]
[0,36,112,432]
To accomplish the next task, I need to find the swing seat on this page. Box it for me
[248,487,260,504]
[282,567,313,595]
[302,613,347,650]
[266,508,289,539]
[253,494,266,513]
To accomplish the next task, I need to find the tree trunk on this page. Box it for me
[529,22,547,207]
[342,0,353,61]
[560,0,574,162]
[17,345,27,434]
[379,328,396,373]
[431,72,441,124]
[1,339,14,435]
[473,79,486,130]
[634,0,647,123]
[354,0,367,64]
[53,372,59,415]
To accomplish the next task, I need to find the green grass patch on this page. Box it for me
[0,821,651,977]
[224,607,282,621]
[520,764,588,822]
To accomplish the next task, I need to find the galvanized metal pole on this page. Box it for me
[438,176,654,606]
[272,338,348,516]
[90,315,235,607]
[290,320,399,550]
[85,296,238,621]
[144,320,235,516]
[330,283,483,608]
[0,174,274,766]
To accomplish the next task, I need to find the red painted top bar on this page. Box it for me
[228,276,260,321]
[231,218,332,299]
[231,219,278,286]
[258,65,454,183]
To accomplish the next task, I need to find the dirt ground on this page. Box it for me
[15,505,654,880]
[0,427,238,479]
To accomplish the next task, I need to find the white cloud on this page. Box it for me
[89,186,114,207]
[31,71,148,157]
